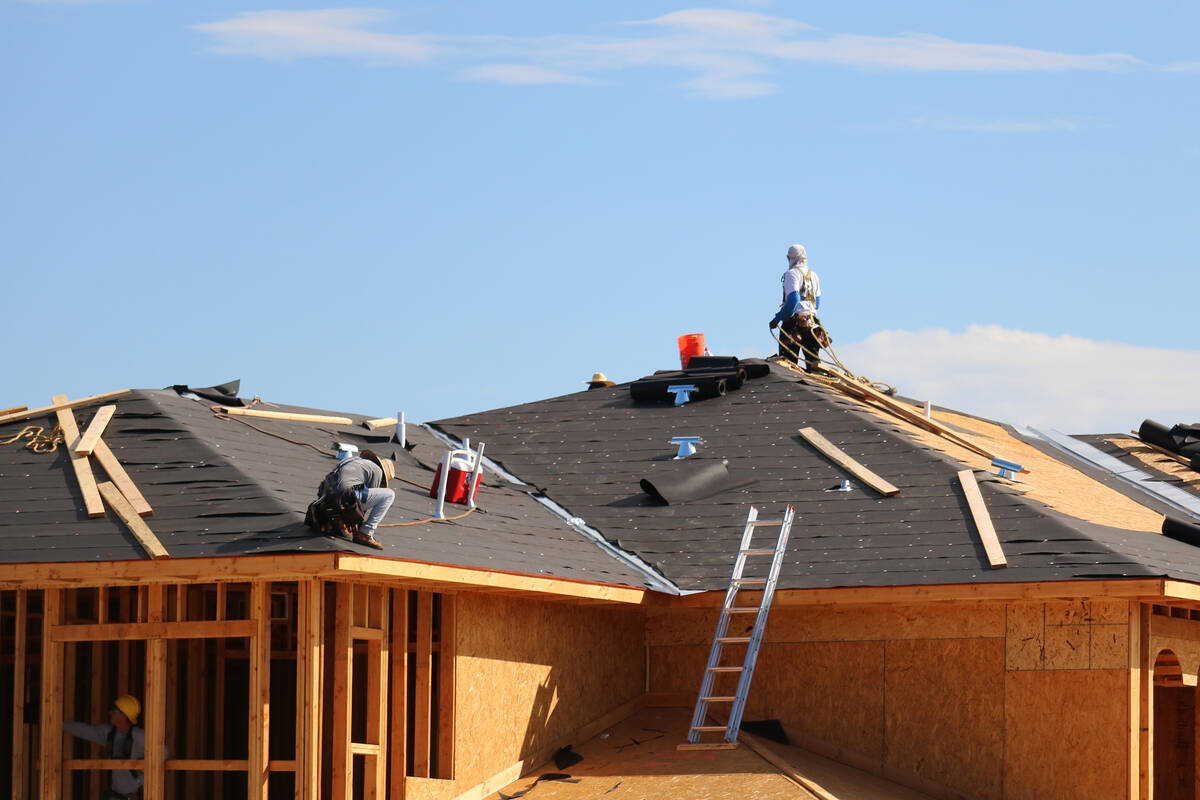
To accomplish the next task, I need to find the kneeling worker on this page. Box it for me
[320,449,395,549]
[769,243,823,373]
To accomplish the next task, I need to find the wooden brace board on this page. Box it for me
[957,469,1007,569]
[99,481,169,559]
[53,395,104,518]
[797,427,900,496]
[0,389,131,427]
[363,417,397,430]
[73,405,116,456]
[214,406,354,425]
[92,439,153,516]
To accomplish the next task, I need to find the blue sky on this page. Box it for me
[3,1,1197,433]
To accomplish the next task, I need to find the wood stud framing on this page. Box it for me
[12,589,29,800]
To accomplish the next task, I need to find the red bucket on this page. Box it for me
[677,333,706,369]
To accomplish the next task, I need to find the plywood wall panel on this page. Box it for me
[1092,624,1130,670]
[1044,624,1090,670]
[751,641,886,760]
[453,593,644,792]
[645,602,1005,648]
[1092,599,1130,625]
[1005,602,1044,671]
[1004,669,1127,800]
[1153,634,1200,683]
[884,638,1005,800]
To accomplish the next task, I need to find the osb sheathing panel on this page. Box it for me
[1006,599,1130,671]
[843,394,1163,532]
[1003,669,1127,800]
[750,641,886,760]
[646,601,1006,647]
[884,638,1005,800]
[650,641,888,759]
[454,592,645,792]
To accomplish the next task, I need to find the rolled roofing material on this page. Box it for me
[1163,516,1200,548]
[640,459,756,504]
[1139,419,1200,458]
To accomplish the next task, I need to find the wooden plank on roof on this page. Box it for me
[0,405,28,416]
[796,426,900,497]
[832,376,998,461]
[0,390,130,427]
[72,405,116,456]
[363,417,397,430]
[93,439,153,517]
[98,481,169,559]
[53,395,104,518]
[214,406,354,425]
[956,470,1007,569]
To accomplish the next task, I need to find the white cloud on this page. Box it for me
[909,115,1083,133]
[836,326,1200,433]
[1164,61,1200,73]
[192,7,1150,99]
[459,64,597,86]
[191,9,440,62]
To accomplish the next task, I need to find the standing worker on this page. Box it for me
[769,243,824,373]
[63,694,160,799]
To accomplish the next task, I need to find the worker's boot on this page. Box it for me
[354,530,383,549]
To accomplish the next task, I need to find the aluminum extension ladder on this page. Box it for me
[683,504,795,748]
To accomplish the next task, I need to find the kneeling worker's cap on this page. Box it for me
[360,450,396,488]
[586,372,615,388]
[113,694,141,724]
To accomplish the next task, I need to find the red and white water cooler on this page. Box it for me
[429,448,482,506]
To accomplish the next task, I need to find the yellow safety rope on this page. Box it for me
[770,325,895,395]
[0,424,65,454]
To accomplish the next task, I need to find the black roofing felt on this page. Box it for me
[0,390,657,588]
[433,364,1200,592]
[1075,433,1200,502]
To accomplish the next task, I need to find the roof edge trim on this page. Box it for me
[667,577,1176,608]
[332,554,649,604]
[422,423,682,595]
[0,552,340,590]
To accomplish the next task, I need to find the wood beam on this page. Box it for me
[389,589,409,800]
[957,469,1007,569]
[50,619,256,642]
[438,594,455,779]
[332,555,648,605]
[0,553,340,589]
[363,417,397,430]
[249,582,271,800]
[364,591,389,800]
[52,397,103,518]
[98,482,168,559]
[39,588,65,800]
[213,406,354,426]
[331,584,352,800]
[0,390,131,427]
[12,590,29,800]
[414,591,433,778]
[1140,603,1152,800]
[145,584,166,799]
[72,405,116,456]
[93,440,153,517]
[796,426,900,496]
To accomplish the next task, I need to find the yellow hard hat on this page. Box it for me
[113,694,141,724]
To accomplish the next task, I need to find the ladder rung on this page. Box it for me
[748,520,781,527]
[701,696,737,702]
[724,607,759,614]
[717,637,751,644]
[732,578,766,585]
[741,549,775,555]
[692,725,730,732]
[708,666,744,672]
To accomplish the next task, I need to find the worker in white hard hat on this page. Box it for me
[64,693,164,798]
[769,244,824,373]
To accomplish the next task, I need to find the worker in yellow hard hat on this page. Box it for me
[65,693,163,798]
